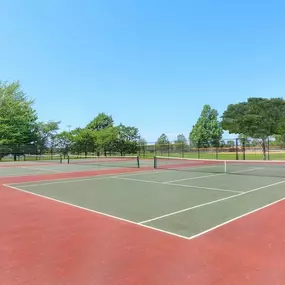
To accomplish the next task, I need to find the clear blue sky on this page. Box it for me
[1,0,284,142]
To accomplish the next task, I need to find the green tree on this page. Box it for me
[71,128,96,156]
[189,105,223,148]
[54,131,72,156]
[35,121,60,154]
[96,127,118,156]
[221,97,285,159]
[223,140,235,147]
[86,113,114,131]
[270,135,285,147]
[238,134,251,147]
[251,139,260,147]
[176,134,187,144]
[67,113,142,157]
[138,137,147,156]
[114,124,140,155]
[116,124,139,141]
[156,133,169,155]
[175,134,188,154]
[156,133,169,144]
[0,81,38,145]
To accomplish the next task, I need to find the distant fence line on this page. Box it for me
[1,138,285,161]
[138,138,285,160]
[0,143,38,160]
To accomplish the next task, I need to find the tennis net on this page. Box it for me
[67,155,140,168]
[154,156,285,178]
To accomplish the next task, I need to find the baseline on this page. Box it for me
[3,184,189,240]
[188,196,285,240]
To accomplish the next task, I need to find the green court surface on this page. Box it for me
[6,167,285,239]
[0,157,152,177]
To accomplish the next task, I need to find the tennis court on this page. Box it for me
[1,156,285,284]
[0,155,147,177]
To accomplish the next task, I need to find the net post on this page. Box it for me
[154,156,157,169]
[67,155,70,164]
[60,154,62,164]
[224,160,227,173]
[137,156,140,168]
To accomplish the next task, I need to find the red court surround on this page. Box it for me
[1,168,285,285]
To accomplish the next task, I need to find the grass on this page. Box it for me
[139,151,285,160]
[2,152,285,163]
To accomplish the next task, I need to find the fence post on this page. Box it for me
[235,138,239,160]
[242,138,246,160]
[168,142,170,157]
[267,137,270,160]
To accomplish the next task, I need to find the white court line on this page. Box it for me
[139,179,285,224]
[9,165,262,188]
[11,176,117,187]
[3,184,189,240]
[164,182,242,193]
[231,167,264,174]
[0,171,47,177]
[111,176,241,194]
[8,168,209,187]
[20,166,62,173]
[187,196,285,240]
[18,174,241,194]
[9,171,159,187]
[163,167,264,184]
[156,156,285,163]
[7,169,160,187]
[176,164,224,170]
[163,173,226,183]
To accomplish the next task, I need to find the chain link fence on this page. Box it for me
[138,138,285,160]
[0,142,139,161]
[0,143,38,161]
[2,138,285,161]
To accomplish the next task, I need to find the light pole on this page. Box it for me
[66,125,72,157]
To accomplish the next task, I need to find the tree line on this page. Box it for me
[0,81,142,157]
[155,99,285,159]
[1,80,285,159]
